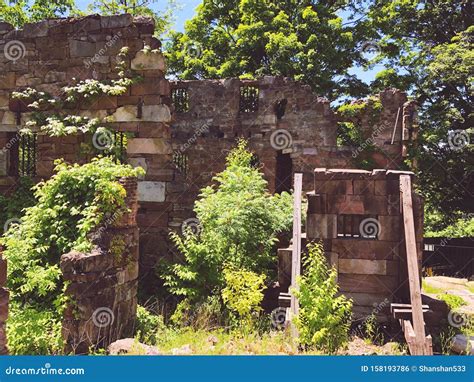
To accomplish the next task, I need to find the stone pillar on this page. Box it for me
[0,246,8,354]
[60,177,139,354]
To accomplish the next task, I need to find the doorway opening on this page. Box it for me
[275,151,293,193]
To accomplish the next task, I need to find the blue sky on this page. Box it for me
[75,0,381,84]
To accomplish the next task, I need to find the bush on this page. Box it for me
[222,267,265,328]
[135,305,166,345]
[1,157,144,354]
[7,302,63,355]
[161,140,293,302]
[294,242,352,353]
[437,293,467,310]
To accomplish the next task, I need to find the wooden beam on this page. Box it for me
[400,174,427,354]
[290,173,303,320]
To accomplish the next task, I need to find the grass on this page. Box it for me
[143,326,301,355]
[436,293,467,310]
[422,279,444,294]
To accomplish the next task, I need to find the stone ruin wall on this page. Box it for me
[0,15,419,321]
[0,15,176,294]
[61,177,139,354]
[170,78,411,194]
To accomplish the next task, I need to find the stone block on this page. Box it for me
[307,192,326,214]
[137,181,166,202]
[131,50,165,71]
[338,259,398,276]
[100,14,133,29]
[0,73,15,90]
[378,215,400,241]
[127,138,171,155]
[307,213,337,239]
[142,105,171,122]
[69,40,97,57]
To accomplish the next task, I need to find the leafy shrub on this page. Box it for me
[0,177,35,230]
[135,305,166,345]
[170,296,225,330]
[161,140,293,302]
[437,293,467,310]
[1,157,143,354]
[222,267,265,328]
[294,242,352,353]
[7,302,63,355]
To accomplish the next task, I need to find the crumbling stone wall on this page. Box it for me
[278,168,423,321]
[60,177,139,354]
[0,14,174,290]
[170,79,411,226]
[0,15,418,303]
[0,247,8,354]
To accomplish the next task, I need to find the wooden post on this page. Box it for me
[400,174,428,354]
[290,173,303,321]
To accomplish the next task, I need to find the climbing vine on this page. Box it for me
[11,47,141,140]
[337,96,383,170]
[1,157,144,354]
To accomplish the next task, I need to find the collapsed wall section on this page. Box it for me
[60,177,139,354]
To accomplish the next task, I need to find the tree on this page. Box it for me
[165,0,371,98]
[88,0,177,36]
[161,140,293,302]
[0,0,79,27]
[361,0,473,230]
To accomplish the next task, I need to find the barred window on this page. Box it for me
[19,133,37,177]
[172,88,190,113]
[239,86,259,113]
[337,214,380,240]
[173,150,189,176]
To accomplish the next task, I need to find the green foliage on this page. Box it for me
[170,296,225,330]
[1,157,143,354]
[0,0,79,27]
[359,0,473,224]
[7,302,63,355]
[336,97,382,169]
[436,294,467,310]
[221,267,265,326]
[294,242,352,353]
[425,209,474,238]
[362,313,384,346]
[0,177,35,231]
[87,0,177,36]
[165,0,370,98]
[162,140,293,302]
[135,305,166,345]
[12,47,139,140]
